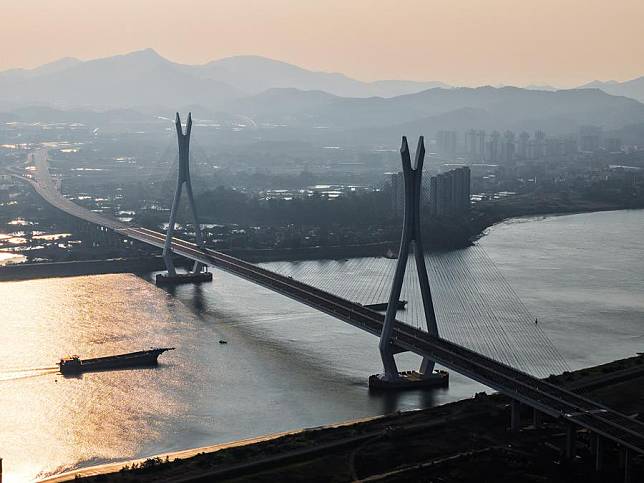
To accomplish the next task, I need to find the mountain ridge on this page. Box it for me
[578,76,644,102]
[1,49,644,143]
[2,49,643,107]
[0,49,450,106]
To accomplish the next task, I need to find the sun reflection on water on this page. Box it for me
[0,274,189,481]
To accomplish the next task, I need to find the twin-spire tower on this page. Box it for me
[156,113,212,285]
[156,118,443,387]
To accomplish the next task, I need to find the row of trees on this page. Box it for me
[192,186,394,226]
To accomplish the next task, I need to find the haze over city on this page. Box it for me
[1,1,644,482]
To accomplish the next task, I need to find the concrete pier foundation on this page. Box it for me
[155,271,213,286]
[368,370,448,390]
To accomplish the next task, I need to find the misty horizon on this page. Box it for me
[3,0,643,87]
[3,47,644,92]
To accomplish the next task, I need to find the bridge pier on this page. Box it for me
[622,447,632,483]
[564,423,577,460]
[532,408,542,428]
[510,400,521,432]
[156,113,212,286]
[593,433,604,472]
[370,137,447,390]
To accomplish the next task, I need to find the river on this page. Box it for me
[0,209,642,482]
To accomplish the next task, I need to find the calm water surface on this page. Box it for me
[480,210,644,367]
[0,209,642,481]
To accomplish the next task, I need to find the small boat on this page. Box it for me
[384,249,398,259]
[364,300,408,312]
[58,348,174,374]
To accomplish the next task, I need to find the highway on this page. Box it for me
[19,149,644,456]
[26,150,127,230]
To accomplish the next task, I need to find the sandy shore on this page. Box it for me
[39,416,381,482]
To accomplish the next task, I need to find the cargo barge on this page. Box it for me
[58,347,174,374]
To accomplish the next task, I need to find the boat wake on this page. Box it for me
[0,366,58,382]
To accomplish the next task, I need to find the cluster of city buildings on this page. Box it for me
[435,126,623,163]
[390,166,471,217]
[260,184,374,201]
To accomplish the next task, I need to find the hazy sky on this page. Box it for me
[2,0,643,86]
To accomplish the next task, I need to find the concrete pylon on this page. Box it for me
[373,136,444,388]
[157,113,210,285]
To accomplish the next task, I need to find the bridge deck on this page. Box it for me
[127,227,644,455]
[19,149,644,455]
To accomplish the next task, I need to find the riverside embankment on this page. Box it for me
[44,354,644,482]
[0,257,167,281]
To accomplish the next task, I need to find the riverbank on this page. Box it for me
[222,241,397,262]
[0,254,208,281]
[43,353,644,482]
[224,193,642,261]
[469,191,644,242]
[1,195,640,277]
[0,257,169,281]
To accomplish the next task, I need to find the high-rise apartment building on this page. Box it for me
[428,167,470,216]
[501,131,516,164]
[518,131,530,159]
[465,129,486,160]
[486,131,501,163]
[578,125,603,152]
[436,130,458,155]
[390,171,404,216]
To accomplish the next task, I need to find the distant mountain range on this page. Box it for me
[0,49,448,109]
[1,48,642,107]
[187,54,450,98]
[1,49,644,143]
[346,89,644,144]
[578,77,644,103]
[0,49,241,110]
[227,85,644,133]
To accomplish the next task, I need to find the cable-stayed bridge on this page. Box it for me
[17,115,644,474]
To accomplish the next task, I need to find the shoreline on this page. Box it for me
[39,353,644,482]
[0,256,168,282]
[474,206,644,241]
[39,415,383,483]
[470,192,644,232]
[0,205,641,282]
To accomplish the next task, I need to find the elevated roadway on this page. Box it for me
[19,149,644,458]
